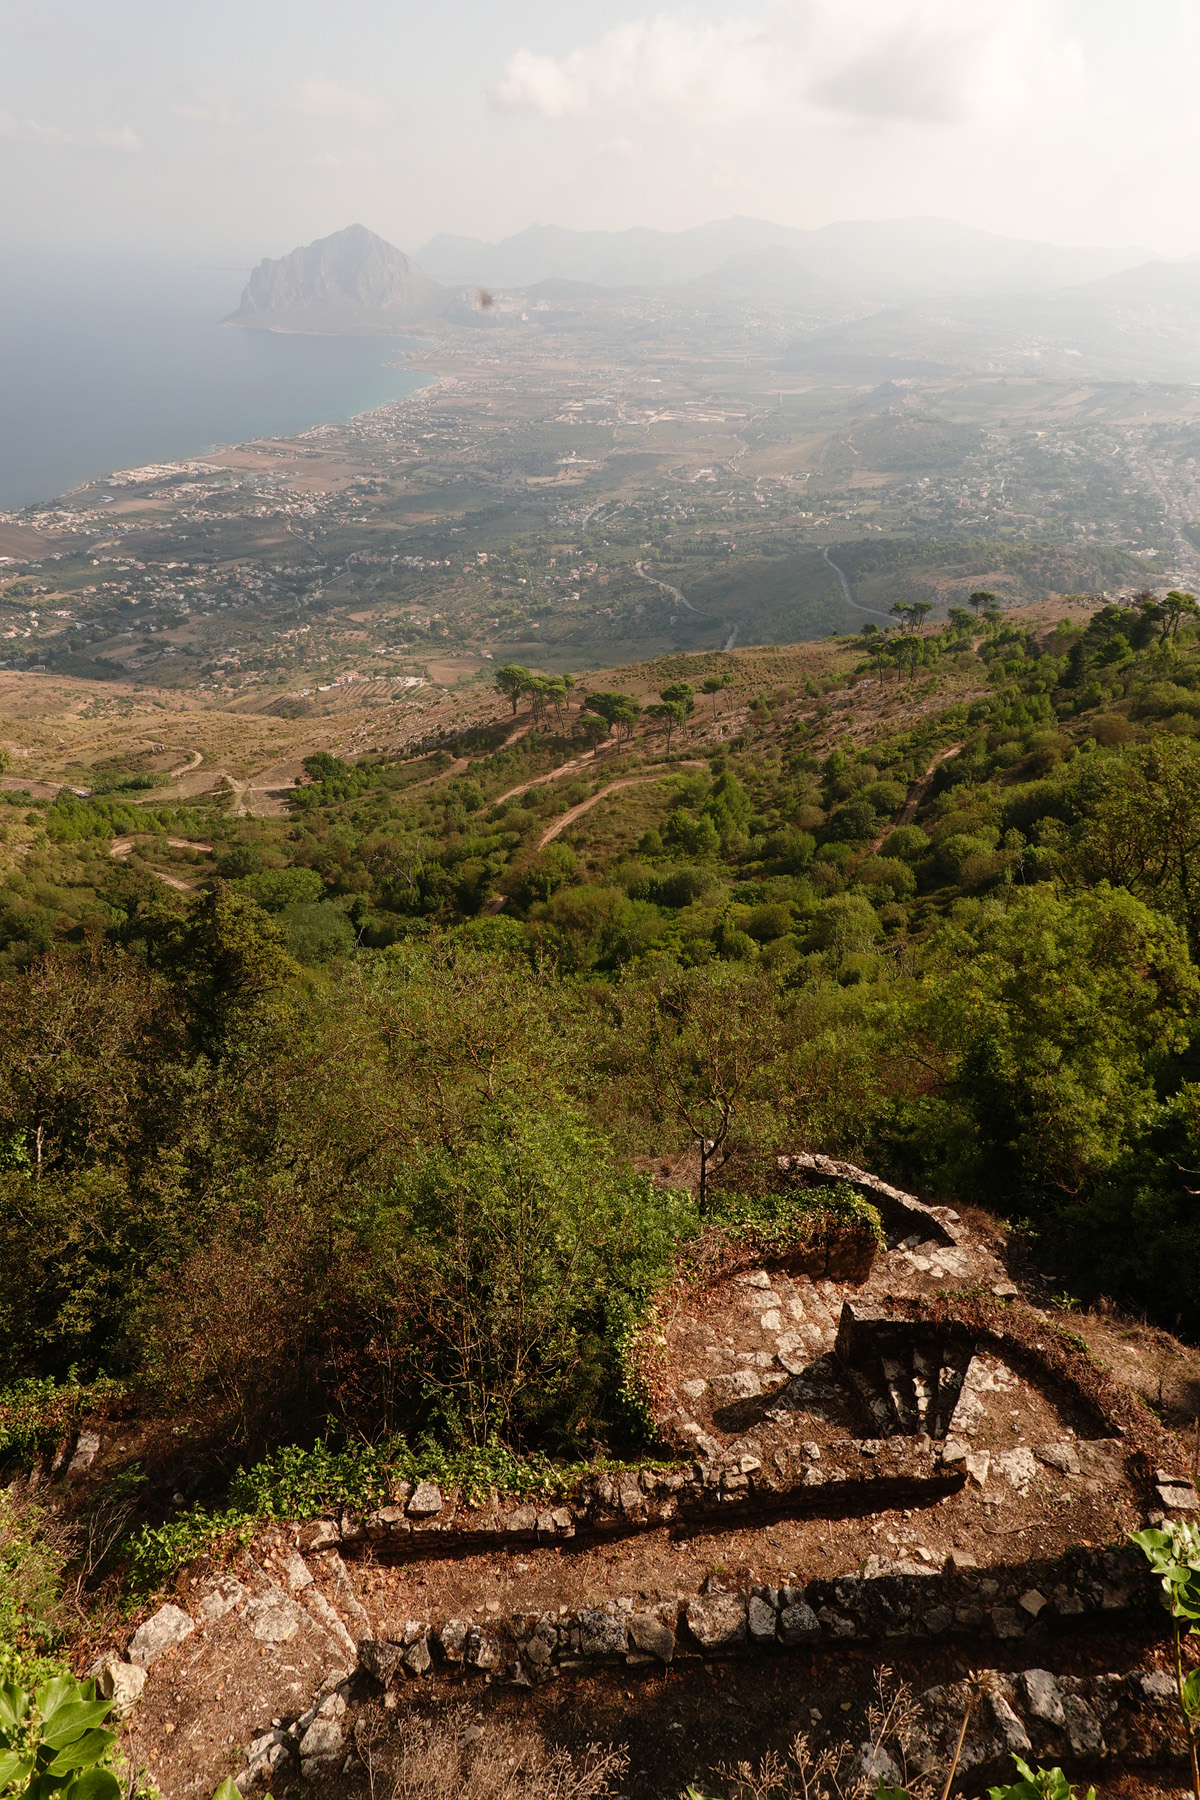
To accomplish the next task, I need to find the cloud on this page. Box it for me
[13,117,142,151]
[291,77,390,126]
[168,91,236,126]
[96,125,143,153]
[493,0,1084,131]
[495,16,768,122]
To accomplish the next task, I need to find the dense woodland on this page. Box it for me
[5,592,1200,1475]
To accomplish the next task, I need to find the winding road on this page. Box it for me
[634,562,699,614]
[822,547,894,624]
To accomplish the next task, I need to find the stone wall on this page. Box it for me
[350,1541,1154,1690]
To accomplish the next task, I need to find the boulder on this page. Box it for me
[129,1603,194,1669]
[88,1656,146,1717]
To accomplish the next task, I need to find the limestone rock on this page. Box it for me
[686,1592,747,1649]
[709,1370,761,1402]
[628,1613,675,1662]
[579,1609,628,1658]
[358,1639,404,1687]
[129,1603,194,1668]
[297,1519,340,1552]
[298,1717,344,1759]
[199,1576,247,1621]
[67,1431,101,1479]
[440,1619,470,1661]
[88,1656,146,1716]
[407,1482,443,1517]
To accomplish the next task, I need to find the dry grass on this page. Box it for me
[352,1705,628,1800]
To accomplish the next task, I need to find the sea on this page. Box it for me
[0,255,430,511]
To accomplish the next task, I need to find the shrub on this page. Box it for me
[280,901,357,964]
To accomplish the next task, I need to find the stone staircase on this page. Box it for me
[835,1301,976,1440]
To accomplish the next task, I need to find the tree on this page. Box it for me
[156,882,299,1050]
[0,943,184,1180]
[701,674,732,718]
[1163,590,1200,642]
[1069,735,1200,958]
[913,884,1199,1200]
[889,601,915,632]
[968,589,996,613]
[948,606,974,633]
[494,664,531,715]
[584,691,642,746]
[659,679,695,715]
[614,965,786,1211]
[649,699,686,756]
[574,713,610,754]
[909,600,932,634]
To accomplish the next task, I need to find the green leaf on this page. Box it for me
[0,1684,28,1731]
[0,1748,35,1790]
[875,1787,913,1800]
[42,1729,115,1776]
[41,1703,113,1749]
[211,1783,245,1800]
[62,1770,123,1800]
[35,1676,79,1721]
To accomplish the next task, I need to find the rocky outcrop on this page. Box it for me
[228,225,445,334]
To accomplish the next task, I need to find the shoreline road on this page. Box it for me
[822,547,894,623]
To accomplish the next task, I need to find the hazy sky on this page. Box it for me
[2,0,1199,263]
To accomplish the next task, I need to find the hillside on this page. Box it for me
[5,589,1200,1796]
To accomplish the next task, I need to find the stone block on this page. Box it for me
[687,1592,747,1650]
[628,1613,675,1662]
[297,1519,340,1552]
[747,1596,777,1643]
[579,1609,628,1658]
[358,1640,404,1687]
[778,1602,821,1646]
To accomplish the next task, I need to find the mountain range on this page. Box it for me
[415,215,1155,299]
[228,219,1200,381]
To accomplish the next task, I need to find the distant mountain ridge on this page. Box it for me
[228,224,445,334]
[415,215,1156,299]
